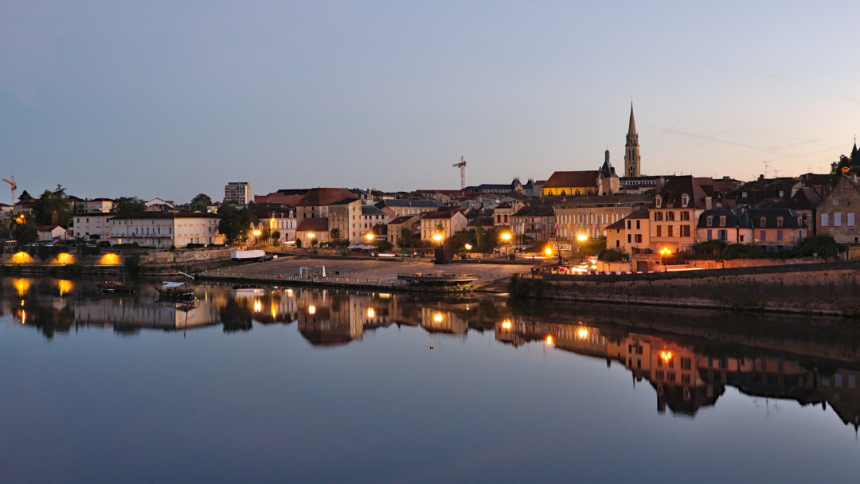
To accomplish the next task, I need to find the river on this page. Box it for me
[1,276,858,483]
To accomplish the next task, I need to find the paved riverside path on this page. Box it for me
[202,257,533,288]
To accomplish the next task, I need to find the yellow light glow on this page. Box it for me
[99,253,120,265]
[253,230,261,237]
[58,280,73,296]
[366,233,374,240]
[544,247,552,256]
[11,252,32,264]
[21,309,26,325]
[464,243,472,250]
[502,320,512,330]
[308,233,315,238]
[501,232,511,241]
[14,279,29,296]
[660,247,672,256]
[433,313,443,323]
[367,308,375,318]
[286,289,294,296]
[253,299,262,313]
[271,304,277,318]
[308,305,316,315]
[56,253,74,264]
[433,234,442,241]
[546,335,554,345]
[660,351,673,362]
[577,328,588,339]
[577,234,588,242]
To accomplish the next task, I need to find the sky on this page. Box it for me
[1,0,859,203]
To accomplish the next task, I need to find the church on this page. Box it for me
[541,105,641,197]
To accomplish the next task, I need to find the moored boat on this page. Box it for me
[156,281,195,300]
[98,281,135,293]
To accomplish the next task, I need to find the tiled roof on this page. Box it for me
[605,219,625,230]
[296,218,329,232]
[299,188,357,207]
[388,215,418,225]
[420,210,462,220]
[650,176,713,210]
[542,171,600,189]
[361,205,388,217]
[39,225,62,231]
[108,212,220,220]
[512,206,554,217]
[745,208,806,228]
[376,198,443,209]
[784,187,821,211]
[624,205,651,220]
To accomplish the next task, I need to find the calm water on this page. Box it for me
[2,277,860,483]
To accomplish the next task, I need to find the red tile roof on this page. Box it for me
[542,171,600,189]
[298,188,357,207]
[296,218,329,232]
[420,210,461,220]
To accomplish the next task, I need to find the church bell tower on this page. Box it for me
[624,104,641,178]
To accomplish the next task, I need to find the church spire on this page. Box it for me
[627,103,637,137]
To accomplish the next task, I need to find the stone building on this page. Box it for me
[648,176,717,255]
[553,194,651,241]
[624,104,641,178]
[419,210,468,243]
[511,205,555,243]
[328,198,362,243]
[815,175,860,244]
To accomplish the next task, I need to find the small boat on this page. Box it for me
[98,281,135,293]
[156,281,196,300]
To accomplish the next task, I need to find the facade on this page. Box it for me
[109,212,224,248]
[72,212,115,240]
[84,198,113,213]
[38,225,67,242]
[224,182,253,205]
[744,209,807,249]
[493,201,523,227]
[815,175,860,244]
[387,215,419,249]
[250,204,297,244]
[511,206,555,243]
[360,205,391,238]
[541,170,601,197]
[553,194,652,241]
[328,198,362,243]
[420,210,468,242]
[296,218,329,246]
[375,198,444,218]
[605,206,651,254]
[648,176,716,254]
[295,187,356,220]
[696,209,746,244]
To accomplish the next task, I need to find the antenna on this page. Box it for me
[762,160,771,178]
[773,169,781,178]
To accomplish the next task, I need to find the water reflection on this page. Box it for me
[3,276,860,432]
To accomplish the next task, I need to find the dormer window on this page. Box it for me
[742,192,747,199]
[834,197,839,206]
[706,216,713,227]
[719,216,726,227]
[681,194,689,208]
[798,216,802,226]
[655,196,662,208]
[778,190,784,199]
[760,217,767,227]
[777,217,783,227]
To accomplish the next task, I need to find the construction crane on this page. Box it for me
[452,156,467,190]
[2,176,15,204]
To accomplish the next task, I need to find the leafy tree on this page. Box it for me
[14,222,38,245]
[32,189,71,226]
[374,240,394,252]
[330,228,341,243]
[112,197,147,213]
[190,193,212,212]
[271,229,281,245]
[18,190,33,201]
[295,238,302,249]
[399,228,416,249]
[260,226,271,246]
[449,229,474,252]
[218,202,252,245]
[52,184,67,198]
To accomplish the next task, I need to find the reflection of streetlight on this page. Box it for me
[308,305,316,315]
[546,335,554,345]
[502,320,512,330]
[660,351,672,362]
[577,328,588,339]
[367,308,375,318]
[433,312,443,323]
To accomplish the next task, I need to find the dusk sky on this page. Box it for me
[2,0,859,203]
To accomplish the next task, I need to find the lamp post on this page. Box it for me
[500,232,511,259]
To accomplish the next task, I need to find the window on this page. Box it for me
[635,234,642,243]
[667,212,675,221]
[834,197,839,206]
[776,217,783,227]
[627,234,631,243]
[742,192,747,199]
[627,220,631,229]
[779,190,784,199]
[835,213,842,226]
[657,225,662,237]
[681,358,692,370]
[760,217,767,227]
[682,225,690,237]
[822,213,829,227]
[682,374,691,384]
[706,216,713,227]
[668,372,676,382]
[636,220,640,229]
[655,196,662,208]
[719,216,726,227]
[655,212,663,221]
[707,229,713,240]
[760,230,766,241]
[682,194,689,207]
[850,213,856,227]
[681,211,690,221]
[667,225,674,237]
[777,230,783,241]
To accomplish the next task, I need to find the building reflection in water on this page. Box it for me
[3,277,860,432]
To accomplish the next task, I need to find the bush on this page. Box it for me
[598,248,624,262]
[81,245,101,257]
[124,254,146,277]
[186,243,205,249]
[295,238,302,249]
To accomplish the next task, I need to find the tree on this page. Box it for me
[218,202,252,245]
[32,189,71,226]
[330,228,341,243]
[449,229,474,252]
[400,228,416,249]
[52,184,67,198]
[260,226,271,246]
[474,219,485,251]
[14,222,38,245]
[295,238,302,249]
[374,240,394,252]
[18,190,33,201]
[190,193,212,212]
[112,197,147,213]
[271,230,281,245]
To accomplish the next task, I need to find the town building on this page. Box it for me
[511,206,555,243]
[328,198,362,243]
[145,198,174,212]
[360,205,391,237]
[744,208,807,250]
[387,215,420,249]
[72,212,115,241]
[295,188,356,220]
[815,175,860,244]
[648,176,717,255]
[553,194,652,241]
[696,209,746,244]
[624,104,641,178]
[296,218,329,246]
[84,198,113,213]
[605,206,651,255]
[493,201,524,227]
[109,212,224,248]
[464,177,523,194]
[38,225,67,242]
[224,182,253,205]
[420,210,468,242]
[375,198,444,218]
[249,203,297,245]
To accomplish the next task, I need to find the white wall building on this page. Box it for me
[109,212,224,248]
[73,212,115,241]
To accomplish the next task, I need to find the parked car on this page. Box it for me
[260,254,275,262]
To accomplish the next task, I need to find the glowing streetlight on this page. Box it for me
[544,246,552,256]
[500,232,511,241]
[576,233,588,242]
[464,243,472,250]
[366,233,374,241]
[308,233,315,239]
[253,230,261,237]
[660,247,672,256]
[433,234,442,243]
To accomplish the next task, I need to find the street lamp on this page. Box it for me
[433,233,442,243]
[365,233,374,241]
[464,243,472,250]
[544,246,552,257]
[576,233,588,242]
